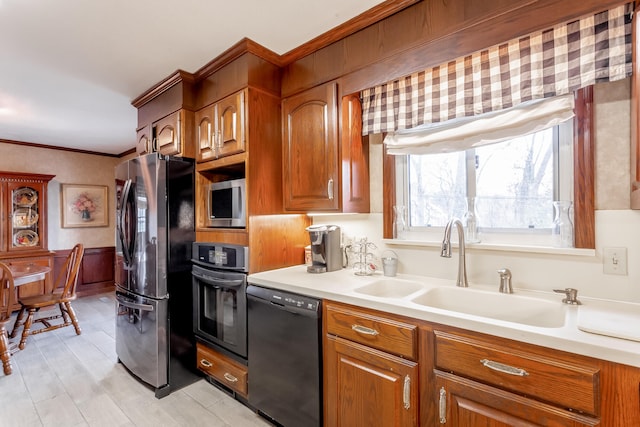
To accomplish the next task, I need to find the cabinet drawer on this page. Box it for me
[196,343,248,397]
[325,303,417,360]
[434,331,600,416]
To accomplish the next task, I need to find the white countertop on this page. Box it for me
[248,265,640,368]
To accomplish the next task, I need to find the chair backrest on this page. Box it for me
[0,262,16,322]
[55,244,84,300]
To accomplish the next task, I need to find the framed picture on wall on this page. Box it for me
[61,184,108,228]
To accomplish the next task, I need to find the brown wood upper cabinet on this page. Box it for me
[196,89,246,163]
[136,125,151,156]
[282,81,339,211]
[137,110,195,158]
[282,82,369,212]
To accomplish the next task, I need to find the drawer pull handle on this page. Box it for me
[200,359,213,368]
[223,373,238,383]
[438,387,447,424]
[403,375,410,409]
[351,324,379,336]
[480,359,529,377]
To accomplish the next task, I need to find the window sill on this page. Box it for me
[382,238,596,257]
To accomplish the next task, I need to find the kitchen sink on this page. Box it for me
[354,279,425,298]
[411,287,567,328]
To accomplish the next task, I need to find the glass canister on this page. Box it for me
[393,205,408,239]
[551,201,574,248]
[463,197,480,243]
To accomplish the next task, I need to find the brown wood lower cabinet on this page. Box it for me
[196,342,247,397]
[324,301,640,427]
[325,335,418,427]
[53,246,114,296]
[434,371,599,426]
[324,301,419,427]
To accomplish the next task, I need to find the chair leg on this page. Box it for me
[59,302,70,325]
[9,306,26,338]
[18,309,36,350]
[1,327,12,375]
[65,302,81,335]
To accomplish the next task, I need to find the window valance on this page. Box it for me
[361,3,633,136]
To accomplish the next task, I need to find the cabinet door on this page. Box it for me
[341,93,370,213]
[136,125,151,155]
[283,82,339,211]
[214,89,246,158]
[434,372,599,427]
[7,182,46,252]
[325,335,418,427]
[154,111,181,156]
[195,106,215,162]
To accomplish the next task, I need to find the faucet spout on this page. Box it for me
[441,218,468,287]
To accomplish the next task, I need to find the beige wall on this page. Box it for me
[0,144,121,250]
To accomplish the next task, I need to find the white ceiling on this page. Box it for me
[0,0,385,155]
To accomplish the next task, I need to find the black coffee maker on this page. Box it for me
[306,225,342,273]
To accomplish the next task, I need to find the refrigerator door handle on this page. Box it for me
[119,179,136,267]
[117,179,130,265]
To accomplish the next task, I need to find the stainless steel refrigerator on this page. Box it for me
[114,153,198,398]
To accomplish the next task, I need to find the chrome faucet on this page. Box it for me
[497,268,513,293]
[441,218,468,287]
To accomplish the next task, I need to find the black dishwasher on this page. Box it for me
[247,285,322,427]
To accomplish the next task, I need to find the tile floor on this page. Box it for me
[0,292,272,427]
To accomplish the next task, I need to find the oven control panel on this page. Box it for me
[192,242,248,272]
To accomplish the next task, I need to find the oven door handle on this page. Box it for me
[116,294,154,312]
[191,271,245,287]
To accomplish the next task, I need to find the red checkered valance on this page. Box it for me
[361,3,633,136]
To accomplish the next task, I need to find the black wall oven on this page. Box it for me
[192,243,248,361]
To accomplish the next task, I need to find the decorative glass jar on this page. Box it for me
[463,197,480,243]
[552,201,574,248]
[393,205,408,239]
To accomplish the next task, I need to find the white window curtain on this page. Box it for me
[383,93,574,155]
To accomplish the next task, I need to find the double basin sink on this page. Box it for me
[353,278,567,328]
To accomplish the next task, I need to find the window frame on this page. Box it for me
[382,87,595,249]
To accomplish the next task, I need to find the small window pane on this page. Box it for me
[408,151,466,227]
[475,129,554,229]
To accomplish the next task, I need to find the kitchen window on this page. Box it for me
[394,120,573,246]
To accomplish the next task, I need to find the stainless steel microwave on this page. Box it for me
[206,178,246,228]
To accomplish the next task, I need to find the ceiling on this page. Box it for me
[0,0,385,156]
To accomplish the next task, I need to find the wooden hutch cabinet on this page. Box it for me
[0,171,55,311]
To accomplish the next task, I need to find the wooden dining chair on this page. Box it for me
[0,262,17,375]
[10,243,84,350]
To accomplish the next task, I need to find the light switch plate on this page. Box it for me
[603,247,627,275]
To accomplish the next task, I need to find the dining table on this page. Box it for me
[8,264,50,286]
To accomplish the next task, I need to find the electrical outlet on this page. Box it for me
[603,247,627,275]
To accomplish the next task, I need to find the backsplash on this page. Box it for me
[313,210,640,303]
